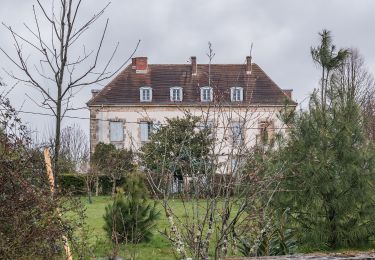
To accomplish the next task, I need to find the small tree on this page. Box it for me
[103,173,160,244]
[92,142,135,196]
[60,124,89,173]
[140,113,212,194]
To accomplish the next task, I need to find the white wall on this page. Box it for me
[92,105,287,151]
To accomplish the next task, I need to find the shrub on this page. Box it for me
[0,94,71,258]
[103,173,160,243]
[59,174,128,195]
[237,209,297,257]
[59,173,85,195]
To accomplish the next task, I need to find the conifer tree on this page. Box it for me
[268,31,375,249]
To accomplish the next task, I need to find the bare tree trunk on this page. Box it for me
[54,98,62,187]
[112,179,116,197]
[96,177,99,196]
[87,182,92,204]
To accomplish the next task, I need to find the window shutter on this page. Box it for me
[170,88,173,101]
[140,122,148,141]
[153,121,161,132]
[232,121,243,144]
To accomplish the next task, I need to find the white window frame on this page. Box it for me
[231,87,243,102]
[140,86,152,102]
[200,86,213,102]
[170,87,183,102]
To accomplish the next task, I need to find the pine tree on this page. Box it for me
[103,173,160,244]
[268,31,375,249]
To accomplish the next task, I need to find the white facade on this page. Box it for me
[90,105,287,153]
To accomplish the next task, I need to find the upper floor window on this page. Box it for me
[201,86,213,102]
[231,87,243,102]
[170,87,183,102]
[140,87,152,102]
[109,121,124,142]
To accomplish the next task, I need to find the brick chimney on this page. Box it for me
[282,89,293,99]
[91,89,100,98]
[132,57,148,73]
[246,56,252,75]
[191,56,197,76]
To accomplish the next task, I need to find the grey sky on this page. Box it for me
[1,0,374,137]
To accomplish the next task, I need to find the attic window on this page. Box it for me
[170,87,183,102]
[201,86,213,102]
[140,87,152,102]
[231,87,243,102]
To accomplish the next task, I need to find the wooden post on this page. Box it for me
[44,148,73,260]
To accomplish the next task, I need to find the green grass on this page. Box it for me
[75,196,246,259]
[80,196,215,259]
[73,196,375,259]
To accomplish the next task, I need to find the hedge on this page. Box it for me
[59,174,127,195]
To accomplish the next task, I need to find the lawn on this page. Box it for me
[80,196,187,259]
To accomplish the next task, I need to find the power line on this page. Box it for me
[0,108,291,130]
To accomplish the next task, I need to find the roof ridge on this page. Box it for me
[87,63,131,106]
[149,63,251,66]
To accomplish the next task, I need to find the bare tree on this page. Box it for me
[140,43,289,259]
[60,123,89,173]
[0,0,139,186]
[331,48,375,140]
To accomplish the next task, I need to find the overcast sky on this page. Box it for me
[1,0,374,138]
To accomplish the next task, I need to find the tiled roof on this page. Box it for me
[87,63,296,106]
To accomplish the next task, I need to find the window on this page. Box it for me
[200,86,213,102]
[198,120,214,137]
[140,121,153,142]
[198,120,213,130]
[231,158,238,174]
[140,87,152,102]
[231,121,243,144]
[231,87,243,102]
[170,87,183,102]
[256,120,274,146]
[109,121,124,142]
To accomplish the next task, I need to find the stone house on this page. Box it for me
[87,56,296,174]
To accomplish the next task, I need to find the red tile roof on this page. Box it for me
[87,62,296,106]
